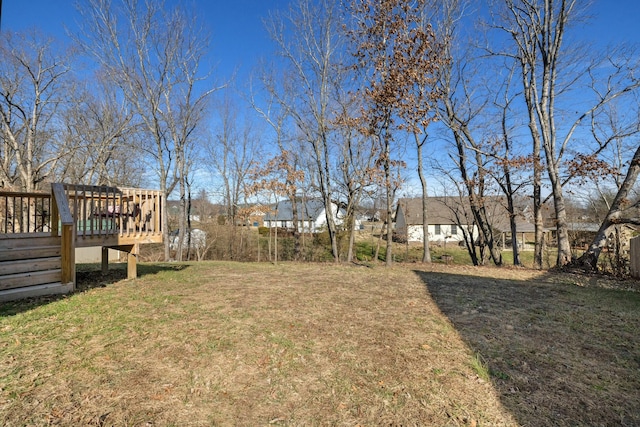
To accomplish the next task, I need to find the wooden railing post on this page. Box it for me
[50,193,59,237]
[61,223,75,285]
[51,183,76,288]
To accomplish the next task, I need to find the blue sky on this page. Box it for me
[585,0,640,45]
[1,0,639,197]
[0,0,291,82]
[2,0,638,83]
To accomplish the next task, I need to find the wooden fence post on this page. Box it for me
[630,236,640,278]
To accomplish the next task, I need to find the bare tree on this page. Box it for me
[251,69,307,259]
[208,93,260,225]
[434,27,504,265]
[263,0,345,262]
[567,95,640,270]
[575,144,640,270]
[0,31,72,191]
[488,63,532,266]
[77,0,217,261]
[334,93,379,262]
[397,2,447,264]
[57,75,139,186]
[206,93,261,259]
[495,0,640,266]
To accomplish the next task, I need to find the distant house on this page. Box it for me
[263,199,352,233]
[395,196,535,244]
[166,200,224,223]
[167,200,270,228]
[396,197,477,243]
[169,228,207,251]
[236,204,268,228]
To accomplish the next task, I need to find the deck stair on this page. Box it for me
[0,234,73,302]
[1,184,163,302]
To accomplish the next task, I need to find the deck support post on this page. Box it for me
[127,244,138,280]
[61,223,76,286]
[110,244,138,280]
[101,247,109,275]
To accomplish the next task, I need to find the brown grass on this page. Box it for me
[1,262,638,426]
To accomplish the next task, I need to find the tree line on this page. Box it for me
[1,0,638,270]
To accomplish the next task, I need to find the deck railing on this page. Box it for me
[0,185,164,241]
[0,190,52,234]
[62,184,163,243]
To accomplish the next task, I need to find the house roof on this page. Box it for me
[264,199,327,221]
[566,222,601,232]
[397,196,493,226]
[397,196,536,233]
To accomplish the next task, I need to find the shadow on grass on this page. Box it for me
[0,263,190,317]
[414,269,640,427]
[75,262,190,291]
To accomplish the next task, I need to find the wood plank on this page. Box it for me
[51,183,74,225]
[0,190,50,198]
[0,231,53,239]
[0,235,61,250]
[0,270,62,291]
[0,282,73,302]
[0,257,60,275]
[75,234,162,248]
[0,246,61,262]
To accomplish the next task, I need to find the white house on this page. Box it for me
[396,197,478,244]
[169,228,207,250]
[263,199,354,233]
[396,196,537,245]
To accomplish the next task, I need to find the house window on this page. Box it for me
[435,224,441,235]
[451,224,457,235]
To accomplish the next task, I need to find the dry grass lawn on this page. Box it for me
[1,261,638,426]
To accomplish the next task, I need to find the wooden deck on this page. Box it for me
[0,184,164,301]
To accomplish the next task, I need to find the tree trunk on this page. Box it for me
[384,140,393,267]
[321,183,340,263]
[508,201,521,266]
[274,223,278,265]
[549,171,573,265]
[176,173,187,262]
[161,183,171,262]
[575,145,640,270]
[186,182,192,261]
[416,134,431,263]
[346,214,356,263]
[289,194,301,260]
[374,220,386,263]
[461,224,479,266]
